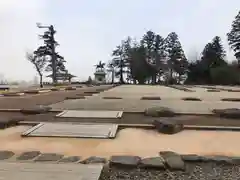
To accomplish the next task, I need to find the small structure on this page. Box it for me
[47,72,76,83]
[94,61,106,84]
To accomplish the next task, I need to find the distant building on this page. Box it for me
[46,72,76,83]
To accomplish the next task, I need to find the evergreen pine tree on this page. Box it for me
[227,11,240,63]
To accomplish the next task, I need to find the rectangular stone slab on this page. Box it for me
[0,162,103,180]
[22,123,118,139]
[56,110,123,118]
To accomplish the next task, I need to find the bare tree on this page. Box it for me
[26,52,46,88]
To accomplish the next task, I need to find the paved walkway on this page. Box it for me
[0,161,103,180]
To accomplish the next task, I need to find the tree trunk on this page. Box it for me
[152,74,157,84]
[39,74,43,88]
[138,79,145,84]
[120,68,124,84]
[111,69,114,84]
[119,56,124,84]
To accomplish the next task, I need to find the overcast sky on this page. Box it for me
[0,0,239,81]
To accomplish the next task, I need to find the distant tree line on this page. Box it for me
[107,10,240,85]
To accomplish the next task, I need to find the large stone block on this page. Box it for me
[109,156,141,168]
[17,151,41,160]
[0,151,15,160]
[160,151,185,171]
[58,156,81,163]
[212,108,240,119]
[20,105,52,114]
[81,156,106,164]
[153,119,184,134]
[0,117,21,129]
[65,86,77,91]
[144,107,176,117]
[140,157,165,169]
[34,153,63,162]
[24,89,39,94]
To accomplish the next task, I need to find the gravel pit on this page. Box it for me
[99,162,240,180]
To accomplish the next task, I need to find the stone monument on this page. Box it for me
[94,61,106,84]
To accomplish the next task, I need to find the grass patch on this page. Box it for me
[65,96,85,100]
[207,89,221,92]
[84,91,99,95]
[182,97,202,101]
[221,98,240,102]
[102,97,122,99]
[141,96,161,100]
[227,89,240,92]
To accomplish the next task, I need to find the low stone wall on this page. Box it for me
[1,150,240,171]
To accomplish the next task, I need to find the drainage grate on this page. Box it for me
[0,162,103,180]
[56,110,123,118]
[22,123,119,139]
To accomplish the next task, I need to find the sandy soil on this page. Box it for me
[1,126,240,158]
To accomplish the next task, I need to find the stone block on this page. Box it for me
[160,151,185,171]
[20,105,52,114]
[0,117,21,129]
[212,108,240,119]
[24,90,39,94]
[17,151,41,160]
[50,87,60,91]
[109,156,141,168]
[144,107,176,117]
[65,87,77,91]
[153,119,184,134]
[0,151,15,160]
[81,156,106,164]
[58,156,81,163]
[34,153,64,162]
[140,157,165,169]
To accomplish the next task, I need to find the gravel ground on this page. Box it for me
[100,162,240,180]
